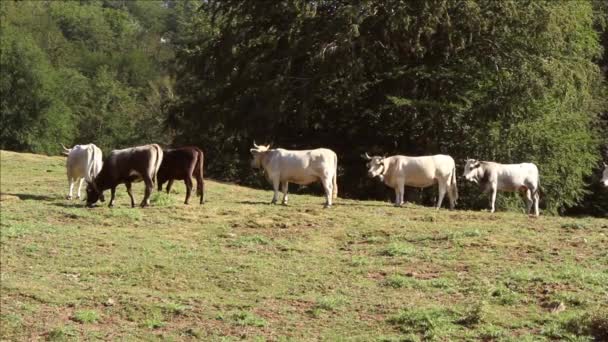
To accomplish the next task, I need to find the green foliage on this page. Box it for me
[0,24,74,153]
[0,0,174,154]
[170,0,606,214]
[1,0,606,214]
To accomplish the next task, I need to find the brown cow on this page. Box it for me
[157,146,205,204]
[86,144,163,208]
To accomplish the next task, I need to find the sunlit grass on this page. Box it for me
[1,150,607,340]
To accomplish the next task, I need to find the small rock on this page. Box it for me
[105,298,115,306]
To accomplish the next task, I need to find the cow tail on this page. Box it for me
[197,149,205,201]
[450,165,459,203]
[152,144,163,185]
[332,153,338,199]
[86,146,96,183]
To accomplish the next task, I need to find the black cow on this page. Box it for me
[86,144,163,208]
[157,146,205,204]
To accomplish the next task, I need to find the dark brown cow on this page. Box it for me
[157,146,205,204]
[86,144,163,208]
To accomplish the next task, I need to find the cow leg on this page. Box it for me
[198,177,205,204]
[67,177,75,200]
[447,185,455,210]
[184,178,193,205]
[321,177,333,208]
[270,178,280,204]
[489,185,497,213]
[76,178,85,199]
[281,181,289,205]
[393,187,401,206]
[394,180,404,207]
[141,177,153,207]
[436,182,447,210]
[125,182,135,208]
[522,188,533,214]
[166,179,174,194]
[109,187,117,208]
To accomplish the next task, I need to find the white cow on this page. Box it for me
[250,143,338,207]
[602,162,608,187]
[61,144,103,200]
[463,159,540,216]
[363,153,458,209]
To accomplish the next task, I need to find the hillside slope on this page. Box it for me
[1,150,607,341]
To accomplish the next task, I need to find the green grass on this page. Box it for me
[1,150,607,340]
[72,310,99,324]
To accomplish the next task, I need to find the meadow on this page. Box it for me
[1,150,607,341]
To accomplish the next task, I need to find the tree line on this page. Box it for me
[1,0,606,215]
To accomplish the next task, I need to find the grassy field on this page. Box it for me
[1,150,607,341]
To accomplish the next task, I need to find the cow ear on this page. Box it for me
[604,162,607,167]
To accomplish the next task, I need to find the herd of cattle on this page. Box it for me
[61,143,608,216]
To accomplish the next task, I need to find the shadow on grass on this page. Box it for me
[334,202,392,207]
[2,192,59,201]
[50,202,88,208]
[237,200,272,205]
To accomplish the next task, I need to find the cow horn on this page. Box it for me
[253,141,259,148]
[61,144,72,156]
[362,153,372,160]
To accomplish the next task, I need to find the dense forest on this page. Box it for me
[1,0,606,215]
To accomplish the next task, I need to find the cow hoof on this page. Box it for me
[66,195,72,200]
[108,204,114,208]
[323,204,332,209]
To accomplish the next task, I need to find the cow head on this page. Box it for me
[463,159,483,184]
[85,182,105,207]
[602,162,608,187]
[362,153,387,180]
[250,141,270,169]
